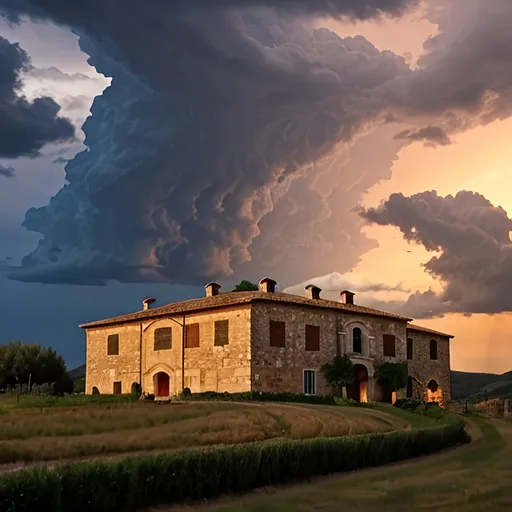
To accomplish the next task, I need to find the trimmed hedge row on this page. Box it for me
[180,390,337,405]
[0,421,469,512]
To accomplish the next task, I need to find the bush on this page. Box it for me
[394,398,425,411]
[180,390,336,406]
[0,420,469,511]
[131,382,141,397]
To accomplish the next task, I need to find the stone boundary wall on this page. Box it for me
[450,398,510,418]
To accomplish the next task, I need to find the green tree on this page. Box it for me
[0,341,72,394]
[321,355,354,398]
[232,280,259,292]
[377,362,408,393]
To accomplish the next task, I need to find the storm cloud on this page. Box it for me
[360,190,512,317]
[2,0,512,287]
[0,163,15,177]
[0,35,75,159]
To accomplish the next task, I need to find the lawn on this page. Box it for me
[0,400,413,468]
[160,416,512,512]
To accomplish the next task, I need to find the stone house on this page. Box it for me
[80,278,453,406]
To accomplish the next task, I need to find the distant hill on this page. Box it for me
[68,364,86,381]
[451,370,512,400]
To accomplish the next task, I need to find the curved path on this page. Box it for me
[152,417,512,512]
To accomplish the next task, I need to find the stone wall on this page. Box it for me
[407,329,451,406]
[141,304,252,395]
[85,323,141,395]
[250,301,409,399]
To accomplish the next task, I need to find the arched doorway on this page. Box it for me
[348,364,369,403]
[406,376,413,398]
[427,379,443,406]
[154,372,170,397]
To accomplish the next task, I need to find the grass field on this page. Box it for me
[158,416,512,512]
[0,399,413,468]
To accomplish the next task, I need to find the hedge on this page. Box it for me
[180,390,337,405]
[0,420,469,512]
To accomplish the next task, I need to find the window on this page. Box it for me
[430,339,438,360]
[407,337,413,360]
[214,320,229,346]
[154,327,173,351]
[303,370,316,395]
[113,381,122,395]
[185,323,200,348]
[269,320,286,347]
[305,325,320,351]
[353,327,362,353]
[383,334,396,357]
[107,334,119,355]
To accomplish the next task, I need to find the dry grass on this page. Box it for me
[0,402,406,466]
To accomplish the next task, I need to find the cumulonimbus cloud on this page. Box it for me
[0,35,75,159]
[359,190,512,317]
[2,0,512,288]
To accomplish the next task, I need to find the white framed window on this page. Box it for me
[303,370,316,395]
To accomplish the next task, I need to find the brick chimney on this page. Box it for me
[305,284,322,300]
[259,277,277,293]
[340,290,355,305]
[205,282,221,297]
[142,297,156,310]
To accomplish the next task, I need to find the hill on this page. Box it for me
[451,369,512,400]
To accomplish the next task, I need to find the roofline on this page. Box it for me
[406,324,454,339]
[80,296,412,329]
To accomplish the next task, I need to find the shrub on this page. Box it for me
[182,387,192,397]
[0,421,469,512]
[180,390,336,406]
[92,387,100,395]
[130,382,141,397]
[394,398,425,411]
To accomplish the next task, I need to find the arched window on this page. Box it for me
[353,327,362,354]
[430,339,438,360]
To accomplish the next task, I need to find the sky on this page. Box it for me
[1,0,511,374]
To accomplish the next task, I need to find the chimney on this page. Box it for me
[259,277,277,293]
[340,290,355,305]
[305,284,322,300]
[142,297,156,310]
[205,282,221,297]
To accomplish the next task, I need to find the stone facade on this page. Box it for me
[406,328,452,406]
[83,287,452,406]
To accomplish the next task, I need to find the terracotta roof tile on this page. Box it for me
[79,291,411,328]
[407,323,454,339]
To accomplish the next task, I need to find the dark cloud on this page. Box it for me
[0,35,75,159]
[3,0,512,287]
[394,125,452,147]
[1,2,413,285]
[0,164,15,177]
[359,190,512,317]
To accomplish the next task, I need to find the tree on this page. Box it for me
[232,280,259,292]
[321,355,354,398]
[0,341,72,394]
[377,362,408,394]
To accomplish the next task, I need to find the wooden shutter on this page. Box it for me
[269,320,286,347]
[154,327,172,350]
[383,334,396,357]
[214,320,229,346]
[107,334,119,355]
[305,325,320,351]
[185,323,200,348]
[113,381,122,394]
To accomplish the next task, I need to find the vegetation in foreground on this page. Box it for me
[0,401,405,465]
[0,418,468,512]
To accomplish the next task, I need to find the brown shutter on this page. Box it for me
[113,381,122,394]
[383,334,396,357]
[214,320,229,346]
[107,334,119,355]
[269,320,286,347]
[305,325,320,351]
[185,323,200,348]
[406,337,413,360]
[154,327,173,350]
